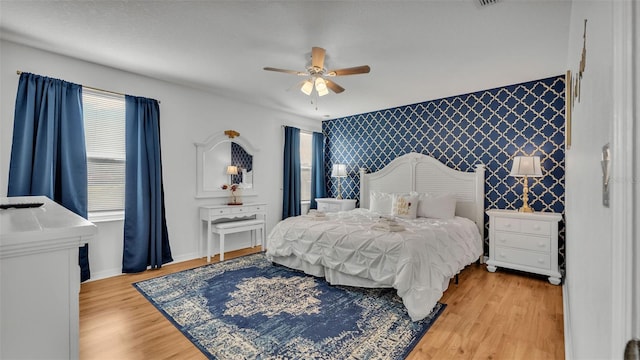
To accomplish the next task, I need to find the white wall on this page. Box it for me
[0,40,321,280]
[563,1,614,358]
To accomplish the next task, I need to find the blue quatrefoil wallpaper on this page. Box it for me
[322,75,566,268]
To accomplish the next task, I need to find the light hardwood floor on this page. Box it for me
[80,248,564,359]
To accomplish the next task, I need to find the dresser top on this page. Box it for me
[1,196,96,257]
[486,209,562,221]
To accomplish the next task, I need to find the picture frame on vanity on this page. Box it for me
[565,70,572,150]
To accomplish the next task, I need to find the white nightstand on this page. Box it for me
[486,209,562,285]
[315,198,356,213]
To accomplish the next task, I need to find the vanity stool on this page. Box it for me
[209,218,265,262]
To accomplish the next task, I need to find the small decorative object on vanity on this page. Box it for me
[486,209,562,285]
[315,198,356,213]
[221,183,242,205]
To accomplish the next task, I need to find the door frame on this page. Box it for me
[610,0,637,357]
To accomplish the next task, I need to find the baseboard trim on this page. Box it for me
[86,252,201,282]
[563,282,574,360]
[88,268,123,282]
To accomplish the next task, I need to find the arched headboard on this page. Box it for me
[359,152,485,234]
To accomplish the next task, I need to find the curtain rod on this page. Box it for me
[16,70,161,103]
[281,125,321,134]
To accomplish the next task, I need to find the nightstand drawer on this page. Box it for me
[521,219,551,236]
[494,232,550,252]
[495,246,551,270]
[495,217,550,236]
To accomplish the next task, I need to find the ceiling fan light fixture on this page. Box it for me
[264,46,370,100]
[315,77,329,96]
[300,80,313,95]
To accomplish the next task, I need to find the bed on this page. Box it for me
[266,152,486,321]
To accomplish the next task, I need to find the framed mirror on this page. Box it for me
[195,132,258,198]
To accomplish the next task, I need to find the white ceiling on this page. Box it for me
[0,0,571,120]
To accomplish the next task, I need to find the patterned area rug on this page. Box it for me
[133,253,445,359]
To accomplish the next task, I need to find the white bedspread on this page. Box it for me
[266,208,483,321]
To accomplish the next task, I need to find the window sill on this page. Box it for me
[88,210,124,223]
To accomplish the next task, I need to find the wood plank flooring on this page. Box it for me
[80,248,564,359]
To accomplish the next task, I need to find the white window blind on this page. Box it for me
[82,88,126,213]
[300,132,313,202]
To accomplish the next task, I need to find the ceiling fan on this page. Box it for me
[264,46,370,97]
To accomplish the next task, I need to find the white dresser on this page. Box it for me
[1,196,96,359]
[199,203,267,259]
[486,209,562,285]
[315,198,357,213]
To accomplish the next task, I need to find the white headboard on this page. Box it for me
[359,152,486,233]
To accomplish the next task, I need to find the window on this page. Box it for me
[82,89,126,218]
[300,131,313,202]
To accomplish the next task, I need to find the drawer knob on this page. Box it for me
[534,225,541,230]
[538,258,544,264]
[499,253,506,258]
[219,210,224,213]
[538,242,545,247]
[504,223,511,228]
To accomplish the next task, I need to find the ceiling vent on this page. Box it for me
[478,0,499,6]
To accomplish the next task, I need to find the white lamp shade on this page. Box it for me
[510,156,543,177]
[315,77,329,96]
[300,80,313,95]
[226,165,238,175]
[331,164,347,178]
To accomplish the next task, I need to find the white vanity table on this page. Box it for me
[199,203,267,260]
[196,131,267,261]
[0,196,96,359]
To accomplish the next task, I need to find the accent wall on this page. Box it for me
[322,76,566,268]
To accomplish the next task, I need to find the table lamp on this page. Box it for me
[331,164,347,199]
[226,165,238,184]
[510,156,543,213]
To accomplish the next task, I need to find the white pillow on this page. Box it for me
[369,191,393,215]
[417,193,457,219]
[392,193,419,219]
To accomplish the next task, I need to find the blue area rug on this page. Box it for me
[133,253,445,359]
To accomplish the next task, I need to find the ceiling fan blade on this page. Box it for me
[327,65,371,76]
[325,79,345,94]
[311,47,326,70]
[263,67,307,76]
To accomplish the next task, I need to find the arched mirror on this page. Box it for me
[195,131,258,198]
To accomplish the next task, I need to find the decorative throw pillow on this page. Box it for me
[369,191,393,215]
[417,192,457,219]
[392,193,419,219]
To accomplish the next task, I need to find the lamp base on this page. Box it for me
[518,176,534,213]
